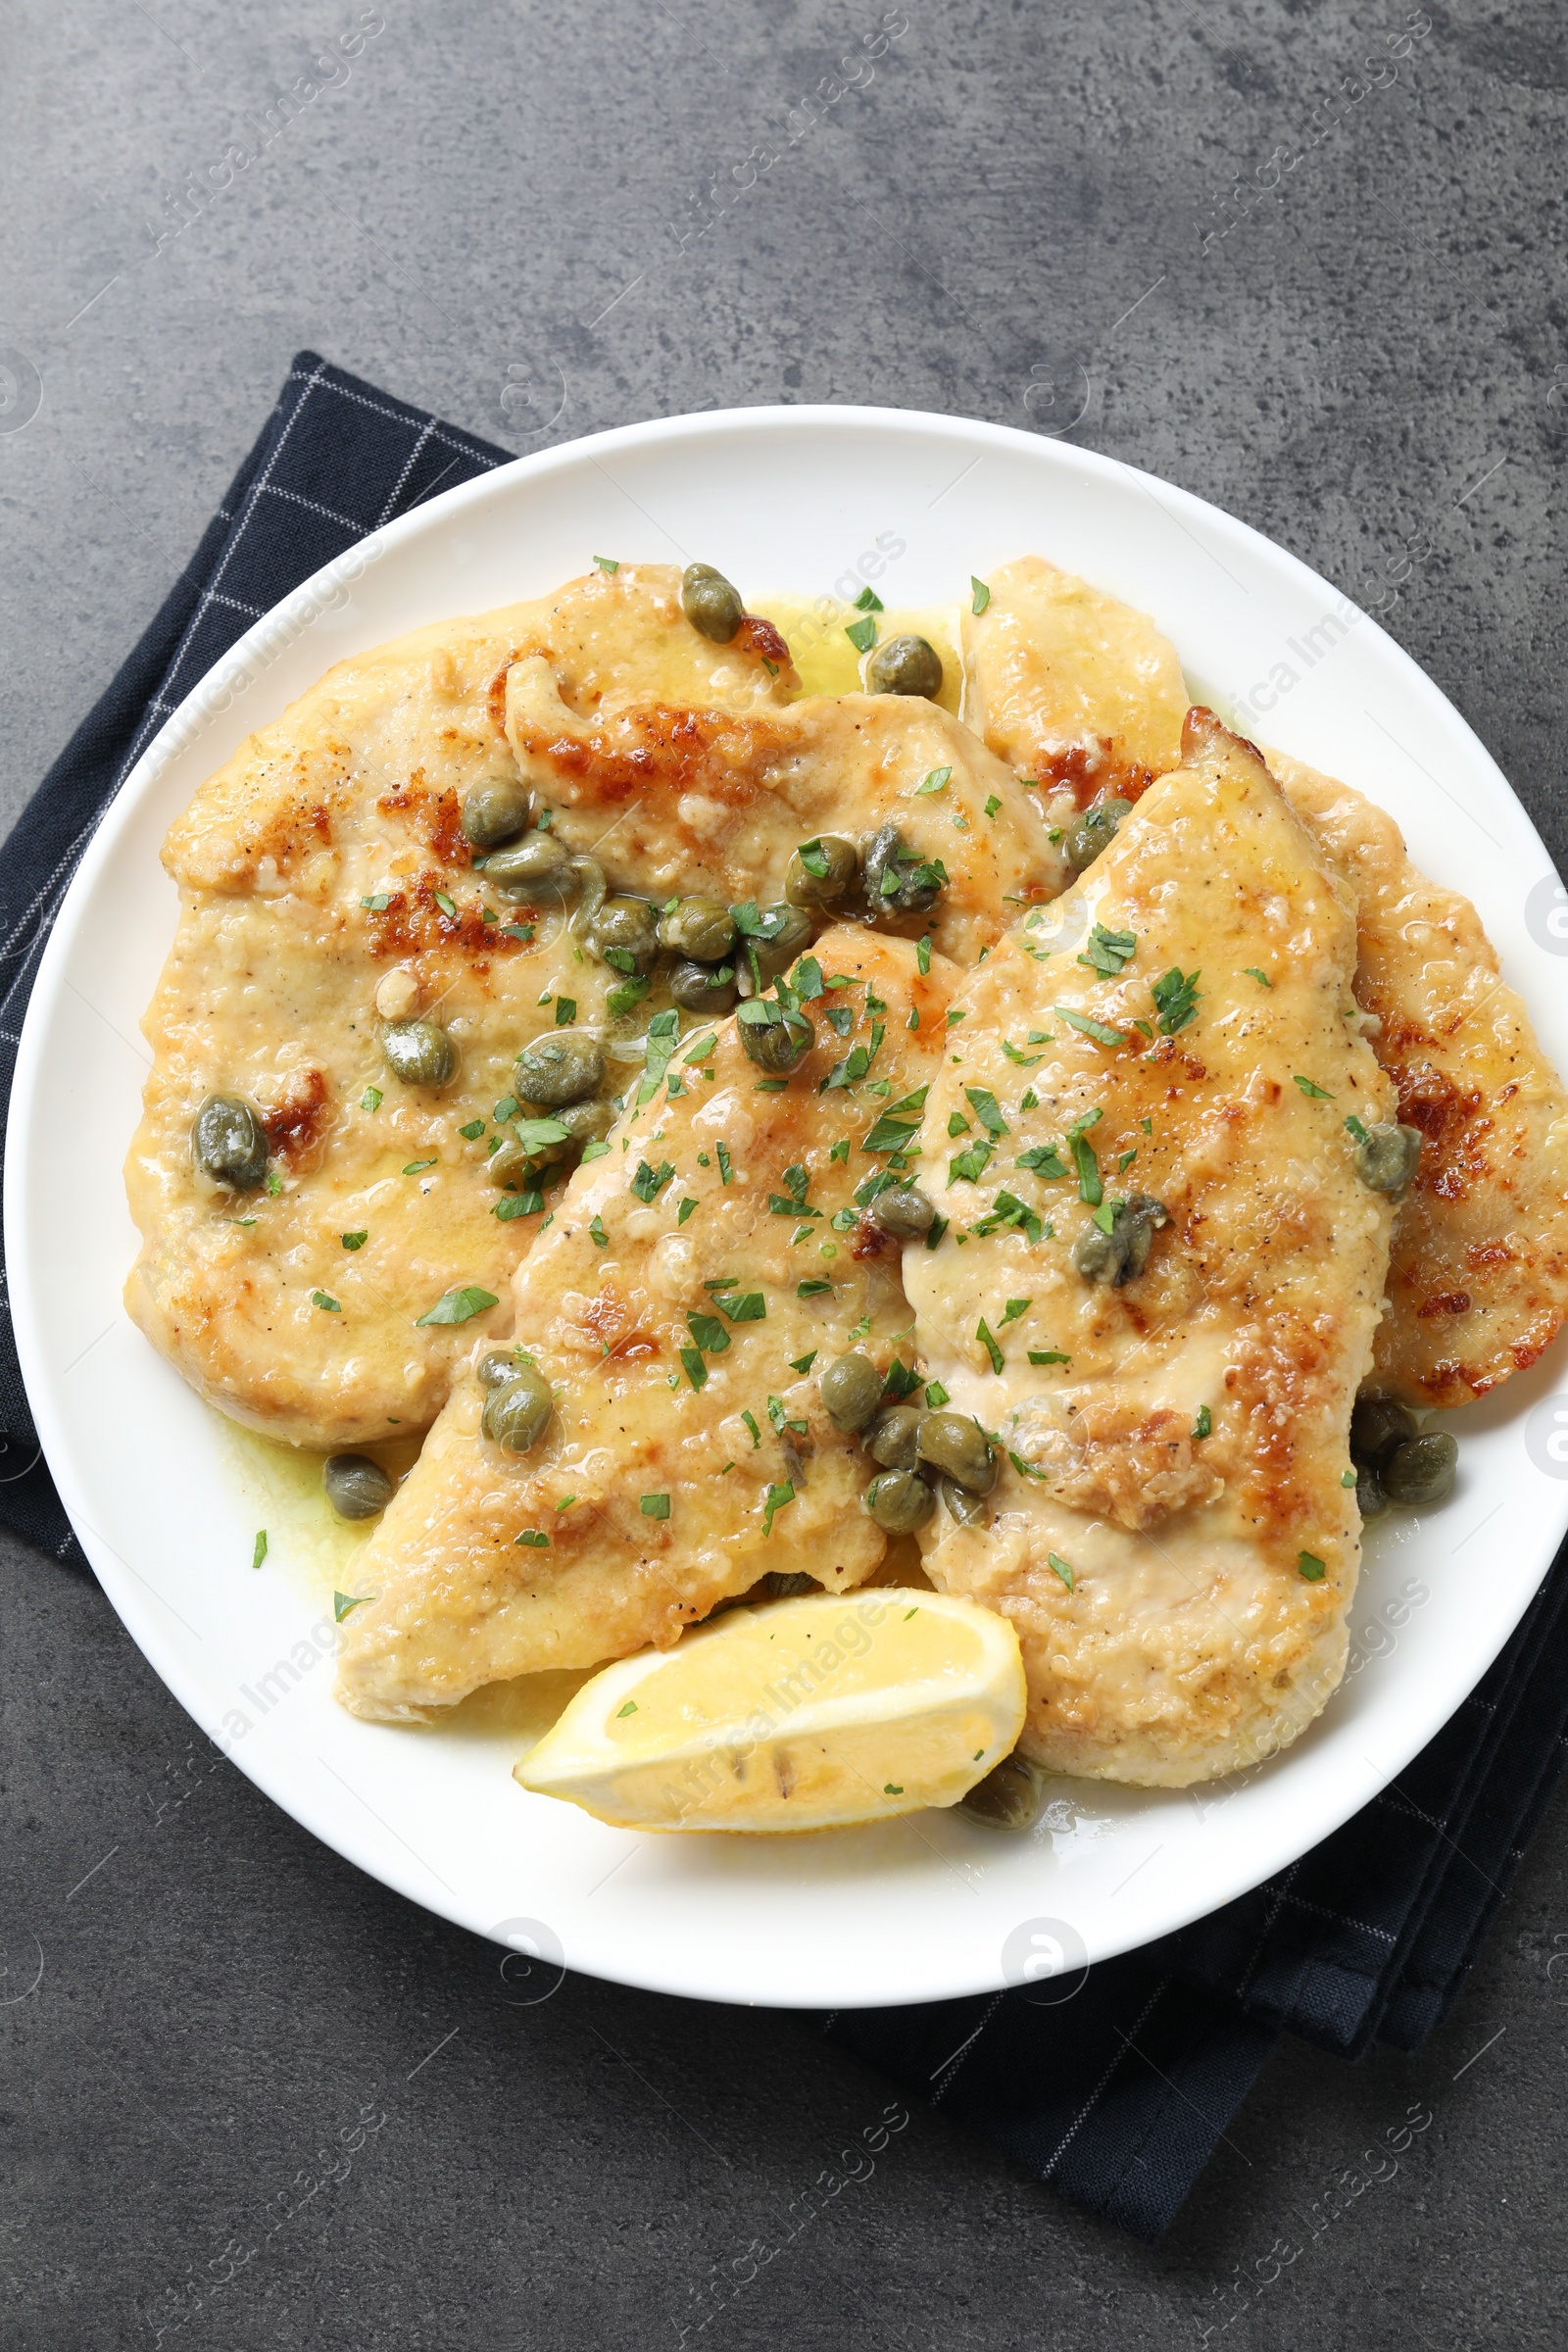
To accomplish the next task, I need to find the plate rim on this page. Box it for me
[9,398,1564,2008]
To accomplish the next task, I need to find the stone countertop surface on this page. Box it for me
[2,2,1565,2344]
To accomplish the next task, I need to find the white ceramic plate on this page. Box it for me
[11,407,1568,2011]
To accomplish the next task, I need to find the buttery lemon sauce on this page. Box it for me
[754,597,966,718]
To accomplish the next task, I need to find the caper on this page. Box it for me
[785,835,859,907]
[870,1184,935,1239]
[192,1093,269,1191]
[380,1019,457,1089]
[864,633,944,699]
[681,563,744,644]
[1382,1431,1458,1506]
[514,1035,605,1107]
[820,1350,882,1434]
[461,776,530,850]
[587,896,659,975]
[554,1097,615,1148]
[1349,1396,1418,1470]
[657,895,736,962]
[481,1366,554,1453]
[862,823,945,915]
[738,1003,814,1074]
[1071,1193,1168,1287]
[866,1404,922,1470]
[322,1452,394,1520]
[763,1570,817,1598]
[1355,1462,1388,1519]
[959,1753,1041,1831]
[1064,797,1133,872]
[477,1350,523,1390]
[864,1468,936,1534]
[483,831,573,899]
[916,1411,998,1495]
[735,904,813,994]
[1354,1121,1423,1195]
[941,1477,989,1529]
[669,959,739,1014]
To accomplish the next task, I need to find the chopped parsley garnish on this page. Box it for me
[882,1358,922,1402]
[603,945,639,975]
[949,1112,971,1138]
[1343,1469,1358,1488]
[1067,1110,1103,1204]
[679,1348,708,1392]
[581,1140,611,1164]
[796,841,834,879]
[790,1350,817,1373]
[457,1118,485,1142]
[984,794,1002,819]
[925,1381,951,1409]
[741,1409,761,1449]
[1028,1350,1069,1367]
[917,934,932,975]
[1046,1550,1074,1592]
[1078,923,1137,976]
[555,997,578,1026]
[640,1493,670,1520]
[616,1700,638,1720]
[925,1214,949,1250]
[845,614,878,654]
[515,1530,550,1548]
[403,1158,437,1177]
[1152,967,1200,1035]
[415,1284,499,1327]
[854,584,883,612]
[947,1007,966,1027]
[1345,1114,1370,1145]
[976,1318,1004,1374]
[494,1190,544,1220]
[681,1032,718,1067]
[821,1045,871,1094]
[608,974,651,1017]
[629,1158,675,1201]
[862,1089,929,1153]
[761,1481,795,1536]
[686,1312,731,1355]
[339,1231,368,1254]
[1193,1404,1212,1440]
[1001,1298,1031,1324]
[948,1142,995,1186]
[1244,967,1271,987]
[914,765,953,797]
[589,1214,609,1249]
[973,1191,1043,1243]
[1055,1004,1128,1048]
[970,576,991,615]
[593,554,619,572]
[500,921,535,943]
[265,1171,282,1198]
[361,1086,382,1112]
[333,1592,368,1621]
[1294,1075,1334,1100]
[1019,1089,1039,1112]
[964,1086,1007,1138]
[828,1138,850,1166]
[767,1394,808,1437]
[251,1530,269,1571]
[1010,1451,1051,1481]
[714,1290,765,1323]
[1002,1040,1042,1066]
[716,1142,733,1185]
[1298,1552,1327,1581]
[797,1279,833,1298]
[312,1291,341,1312]
[434,891,457,918]
[1016,1143,1068,1181]
[361,890,395,915]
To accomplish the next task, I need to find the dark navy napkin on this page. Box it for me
[3,352,1564,2241]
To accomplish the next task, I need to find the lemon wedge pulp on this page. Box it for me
[514,1589,1026,1834]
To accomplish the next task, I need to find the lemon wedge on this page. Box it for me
[514,1588,1026,1834]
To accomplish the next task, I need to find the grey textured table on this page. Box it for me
[3,4,1566,2345]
